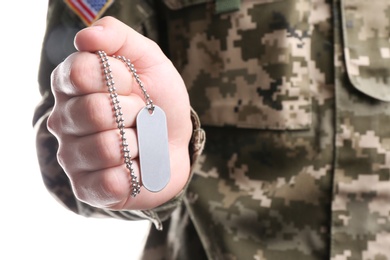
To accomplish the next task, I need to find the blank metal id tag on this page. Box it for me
[136,105,170,192]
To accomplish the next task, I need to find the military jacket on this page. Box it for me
[33,0,390,259]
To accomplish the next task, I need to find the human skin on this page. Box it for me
[47,16,192,210]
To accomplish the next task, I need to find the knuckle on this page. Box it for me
[47,110,60,135]
[55,144,68,171]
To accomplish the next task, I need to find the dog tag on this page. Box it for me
[136,105,170,192]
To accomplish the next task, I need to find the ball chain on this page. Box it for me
[97,50,141,197]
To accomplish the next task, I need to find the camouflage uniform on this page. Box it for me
[33,0,390,259]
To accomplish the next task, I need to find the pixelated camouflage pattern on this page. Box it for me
[341,0,390,102]
[169,0,313,130]
[160,0,334,258]
[33,0,390,259]
[163,0,211,10]
[332,0,390,259]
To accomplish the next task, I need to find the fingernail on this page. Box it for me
[89,25,104,31]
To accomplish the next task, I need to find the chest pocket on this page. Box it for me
[163,0,313,130]
[341,0,390,101]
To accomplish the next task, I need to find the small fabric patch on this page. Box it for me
[215,0,240,14]
[64,0,114,26]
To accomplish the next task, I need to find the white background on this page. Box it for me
[1,1,150,259]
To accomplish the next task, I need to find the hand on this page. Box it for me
[47,16,192,210]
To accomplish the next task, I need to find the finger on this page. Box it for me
[49,92,145,136]
[51,51,145,98]
[57,128,139,174]
[71,163,140,209]
[73,16,192,142]
[73,17,170,108]
[72,148,191,210]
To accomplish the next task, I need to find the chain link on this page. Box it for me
[97,50,141,197]
[113,55,155,112]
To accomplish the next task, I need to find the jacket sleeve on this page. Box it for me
[33,0,205,230]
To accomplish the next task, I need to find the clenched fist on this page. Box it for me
[47,16,192,210]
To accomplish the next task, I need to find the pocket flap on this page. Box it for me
[341,0,390,101]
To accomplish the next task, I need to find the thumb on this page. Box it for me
[74,16,166,65]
